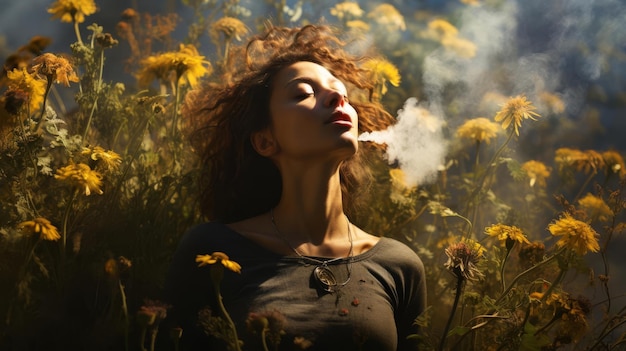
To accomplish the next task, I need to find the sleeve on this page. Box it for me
[392,241,427,351]
[162,224,219,350]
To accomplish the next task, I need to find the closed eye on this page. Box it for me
[294,91,314,100]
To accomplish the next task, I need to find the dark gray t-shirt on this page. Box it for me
[165,222,426,351]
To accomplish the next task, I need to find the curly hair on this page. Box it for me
[184,24,394,223]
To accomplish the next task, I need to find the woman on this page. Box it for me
[165,25,426,351]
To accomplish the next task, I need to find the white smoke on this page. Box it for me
[359,98,446,187]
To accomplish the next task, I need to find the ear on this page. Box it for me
[251,128,278,157]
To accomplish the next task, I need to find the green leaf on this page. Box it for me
[447,325,471,337]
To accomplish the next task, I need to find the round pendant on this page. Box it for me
[313,266,337,292]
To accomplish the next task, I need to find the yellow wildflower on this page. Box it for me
[137,44,212,89]
[346,20,370,34]
[479,91,508,113]
[555,148,603,175]
[548,213,600,256]
[367,4,406,32]
[539,91,566,114]
[196,252,241,273]
[362,58,401,96]
[441,36,477,58]
[521,160,551,187]
[485,224,530,245]
[577,193,613,222]
[209,17,249,43]
[494,95,541,136]
[422,19,458,41]
[18,217,61,241]
[48,0,97,24]
[436,234,460,250]
[389,168,415,204]
[534,292,591,341]
[81,146,122,172]
[461,0,481,5]
[456,117,500,144]
[31,53,79,86]
[602,150,626,178]
[330,2,364,21]
[54,162,104,195]
[5,68,47,113]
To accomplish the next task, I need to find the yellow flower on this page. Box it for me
[5,68,47,113]
[389,168,415,204]
[456,117,500,144]
[367,4,406,32]
[539,91,566,114]
[54,162,104,195]
[209,17,249,43]
[48,0,97,24]
[577,193,613,222]
[461,0,481,5]
[441,36,477,58]
[346,20,370,33]
[602,150,626,178]
[362,58,401,97]
[18,217,61,241]
[521,160,551,187]
[196,252,241,273]
[81,146,122,172]
[485,224,530,245]
[137,44,212,89]
[548,213,600,256]
[422,19,459,41]
[493,95,541,136]
[554,148,604,175]
[479,91,508,113]
[31,53,79,86]
[330,2,364,21]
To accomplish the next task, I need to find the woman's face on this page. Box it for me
[266,61,359,162]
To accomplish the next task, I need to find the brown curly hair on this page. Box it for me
[184,24,394,223]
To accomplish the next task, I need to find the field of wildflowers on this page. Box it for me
[1,0,625,350]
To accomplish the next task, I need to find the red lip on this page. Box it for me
[326,110,353,127]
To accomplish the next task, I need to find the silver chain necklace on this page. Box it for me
[270,208,353,293]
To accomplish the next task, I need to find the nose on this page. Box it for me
[324,89,346,108]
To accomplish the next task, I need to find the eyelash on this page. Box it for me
[295,92,350,103]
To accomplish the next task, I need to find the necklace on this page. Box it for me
[270,209,353,293]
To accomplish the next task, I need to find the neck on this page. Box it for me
[273,162,346,245]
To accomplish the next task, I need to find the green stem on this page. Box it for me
[573,171,597,202]
[500,246,512,293]
[149,328,157,351]
[214,284,241,351]
[73,20,84,46]
[81,48,104,144]
[119,280,129,351]
[261,328,270,351]
[466,130,515,231]
[496,247,566,304]
[61,189,78,260]
[589,316,626,350]
[439,276,464,351]
[38,78,53,124]
[139,326,147,351]
[539,267,566,303]
[170,78,181,139]
[16,110,39,179]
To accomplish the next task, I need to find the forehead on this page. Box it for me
[272,61,345,88]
